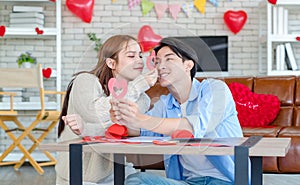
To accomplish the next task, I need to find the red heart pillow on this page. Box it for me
[228,83,280,127]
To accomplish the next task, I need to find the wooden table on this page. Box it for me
[39,136,291,185]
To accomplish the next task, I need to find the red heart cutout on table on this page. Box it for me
[138,25,162,52]
[35,27,44,35]
[42,68,52,78]
[66,0,94,23]
[228,83,280,127]
[108,78,128,99]
[171,130,194,139]
[223,10,247,34]
[268,0,277,5]
[0,25,6,37]
[296,37,300,42]
[105,124,128,139]
[146,50,156,70]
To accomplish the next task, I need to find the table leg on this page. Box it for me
[234,146,249,185]
[250,157,263,185]
[114,154,125,185]
[70,144,83,185]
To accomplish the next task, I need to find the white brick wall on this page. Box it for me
[2,0,299,158]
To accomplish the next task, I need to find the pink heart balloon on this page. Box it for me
[66,0,94,23]
[223,10,247,34]
[108,78,128,99]
[138,25,162,52]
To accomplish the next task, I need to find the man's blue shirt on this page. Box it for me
[141,78,244,183]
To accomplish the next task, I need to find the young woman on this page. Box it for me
[55,35,158,185]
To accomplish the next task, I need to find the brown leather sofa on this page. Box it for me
[127,76,300,173]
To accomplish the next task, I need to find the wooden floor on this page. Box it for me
[1,164,300,185]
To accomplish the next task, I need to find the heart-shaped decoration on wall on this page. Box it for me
[35,27,44,35]
[108,78,128,99]
[228,82,280,127]
[42,68,52,78]
[66,0,94,23]
[0,25,6,37]
[223,10,247,34]
[138,25,162,52]
[296,37,300,42]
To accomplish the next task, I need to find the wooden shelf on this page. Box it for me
[1,27,58,37]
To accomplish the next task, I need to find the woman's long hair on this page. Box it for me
[58,35,138,137]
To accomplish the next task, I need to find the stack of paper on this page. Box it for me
[9,6,44,28]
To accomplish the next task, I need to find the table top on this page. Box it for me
[39,137,291,157]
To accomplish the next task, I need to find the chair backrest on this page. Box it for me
[0,64,43,89]
[0,64,45,112]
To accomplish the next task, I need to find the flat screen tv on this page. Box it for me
[174,36,228,72]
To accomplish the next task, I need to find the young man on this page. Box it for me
[110,37,245,185]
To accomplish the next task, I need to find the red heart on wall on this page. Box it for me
[268,0,277,5]
[228,83,280,127]
[42,68,52,78]
[108,78,128,99]
[138,25,162,52]
[66,0,94,23]
[296,37,300,42]
[0,25,6,37]
[223,10,247,34]
[35,27,44,35]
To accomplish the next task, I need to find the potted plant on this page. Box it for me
[16,52,37,68]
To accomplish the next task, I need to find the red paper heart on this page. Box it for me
[223,10,247,34]
[138,25,162,52]
[228,83,280,127]
[171,130,194,139]
[35,27,44,35]
[146,50,156,70]
[42,68,52,78]
[105,124,128,139]
[296,37,300,42]
[0,25,6,37]
[50,0,56,2]
[268,0,277,5]
[66,0,94,23]
[108,78,128,99]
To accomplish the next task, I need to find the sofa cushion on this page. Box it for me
[228,82,280,127]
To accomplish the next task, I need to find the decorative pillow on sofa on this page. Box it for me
[228,82,281,127]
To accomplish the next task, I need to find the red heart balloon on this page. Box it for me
[228,83,280,127]
[268,0,277,5]
[0,25,6,37]
[223,10,247,34]
[66,0,94,23]
[138,25,162,52]
[42,68,52,78]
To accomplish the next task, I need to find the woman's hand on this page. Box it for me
[143,68,158,87]
[63,114,84,135]
[110,98,145,129]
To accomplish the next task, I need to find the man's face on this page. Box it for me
[155,46,189,87]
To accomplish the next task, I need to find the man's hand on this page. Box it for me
[63,114,84,135]
[143,68,158,87]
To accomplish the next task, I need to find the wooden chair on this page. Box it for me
[0,64,65,175]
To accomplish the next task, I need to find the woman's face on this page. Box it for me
[115,40,144,81]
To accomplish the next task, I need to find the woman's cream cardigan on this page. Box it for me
[55,73,151,185]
